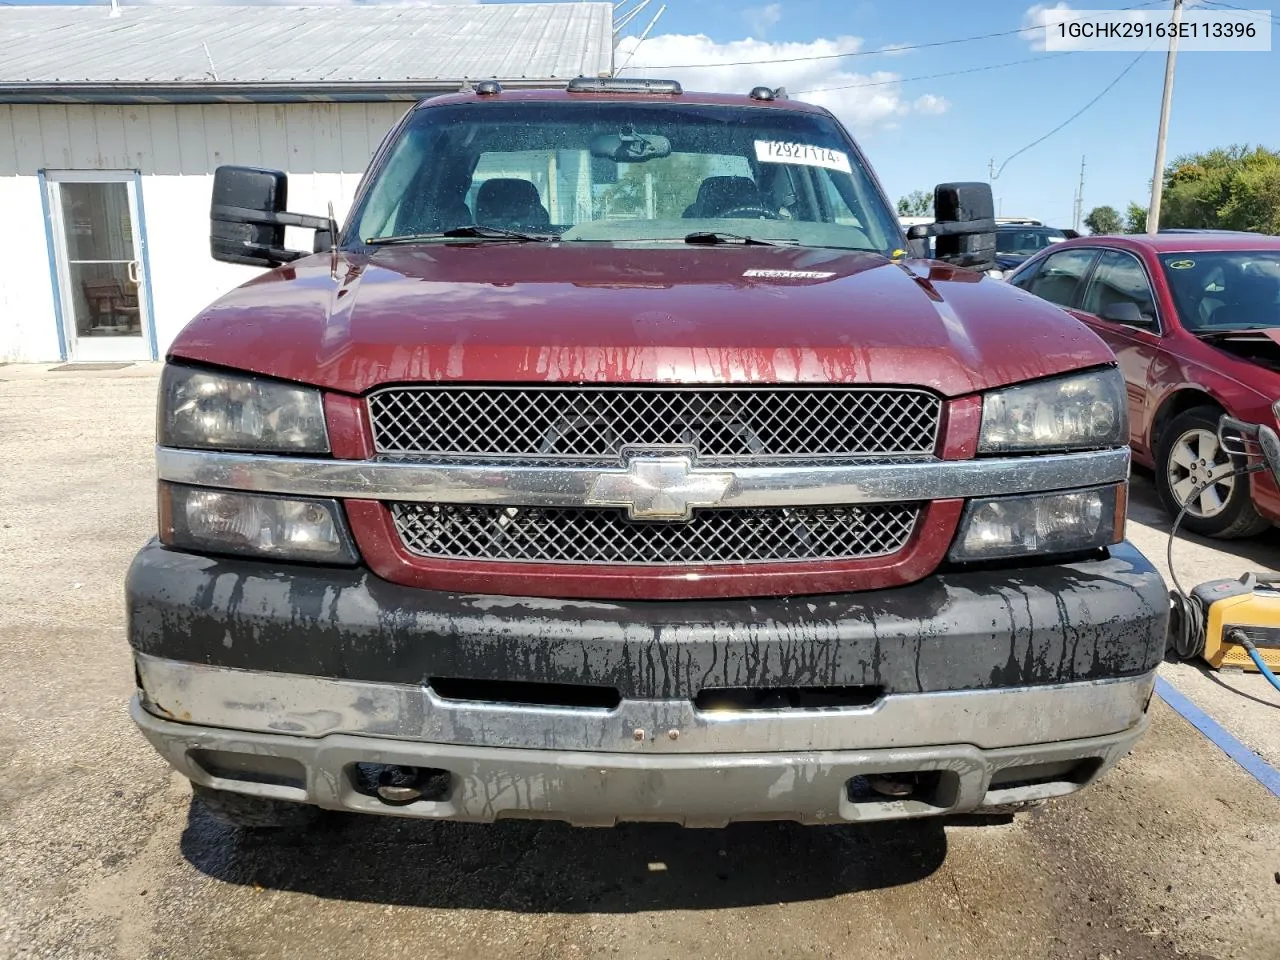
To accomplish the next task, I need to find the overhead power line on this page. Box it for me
[992,46,1153,180]
[796,51,1074,96]
[623,0,1164,71]
[629,26,1044,70]
[1199,1,1280,26]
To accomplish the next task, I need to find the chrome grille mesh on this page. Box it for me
[390,502,920,565]
[368,386,940,463]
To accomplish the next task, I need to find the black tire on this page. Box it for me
[191,782,320,830]
[1154,406,1271,539]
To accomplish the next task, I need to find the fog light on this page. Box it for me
[950,484,1123,562]
[159,482,357,564]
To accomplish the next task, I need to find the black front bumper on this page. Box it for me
[126,540,1169,697]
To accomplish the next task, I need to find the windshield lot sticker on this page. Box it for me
[1168,259,1196,269]
[744,269,837,280]
[755,141,853,175]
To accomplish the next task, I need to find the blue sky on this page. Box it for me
[607,0,1280,225]
[20,0,1280,228]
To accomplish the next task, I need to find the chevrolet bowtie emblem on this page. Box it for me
[585,457,734,521]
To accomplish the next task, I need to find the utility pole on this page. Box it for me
[1147,0,1184,235]
[1073,155,1086,232]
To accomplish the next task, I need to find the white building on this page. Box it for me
[0,3,613,363]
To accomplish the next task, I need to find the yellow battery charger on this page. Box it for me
[1167,416,1280,683]
[1188,574,1280,673]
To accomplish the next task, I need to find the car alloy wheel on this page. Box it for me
[1166,426,1235,518]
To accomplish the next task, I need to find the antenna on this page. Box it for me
[202,42,219,82]
[615,4,666,76]
[614,0,652,36]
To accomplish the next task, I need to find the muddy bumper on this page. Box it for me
[126,540,1168,824]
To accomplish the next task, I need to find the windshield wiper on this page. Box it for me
[683,231,795,247]
[1198,327,1277,339]
[367,225,554,245]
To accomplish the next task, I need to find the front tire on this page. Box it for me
[1155,406,1270,539]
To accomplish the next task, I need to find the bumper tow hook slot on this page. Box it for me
[375,765,426,804]
[868,774,917,798]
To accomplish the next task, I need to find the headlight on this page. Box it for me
[159,365,329,453]
[979,368,1126,454]
[160,483,357,564]
[950,484,1124,562]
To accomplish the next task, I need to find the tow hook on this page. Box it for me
[868,774,918,798]
[375,765,426,804]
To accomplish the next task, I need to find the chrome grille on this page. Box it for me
[390,502,920,565]
[368,386,940,463]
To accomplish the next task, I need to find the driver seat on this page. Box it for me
[475,178,551,230]
[1208,273,1280,328]
[683,176,765,218]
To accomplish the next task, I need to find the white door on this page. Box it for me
[46,171,154,362]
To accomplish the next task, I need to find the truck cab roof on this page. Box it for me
[415,79,833,116]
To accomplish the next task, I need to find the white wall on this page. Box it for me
[0,101,409,362]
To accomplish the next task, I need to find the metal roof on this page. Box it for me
[0,3,615,104]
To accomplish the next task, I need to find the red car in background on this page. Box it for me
[1008,232,1280,538]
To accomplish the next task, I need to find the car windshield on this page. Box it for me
[349,100,904,254]
[1160,251,1280,332]
[996,228,1067,255]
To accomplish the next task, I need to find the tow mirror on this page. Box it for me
[905,182,997,272]
[210,165,332,268]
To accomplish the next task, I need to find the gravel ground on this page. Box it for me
[1,364,1277,960]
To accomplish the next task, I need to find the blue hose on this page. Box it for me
[1238,635,1280,694]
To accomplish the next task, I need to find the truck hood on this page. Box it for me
[170,244,1116,397]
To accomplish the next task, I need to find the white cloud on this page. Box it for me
[1022,2,1075,50]
[617,33,949,133]
[744,3,783,38]
[912,93,949,115]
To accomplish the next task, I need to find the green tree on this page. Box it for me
[1083,205,1123,235]
[1124,202,1148,234]
[896,190,936,217]
[1159,144,1280,233]
[897,190,932,217]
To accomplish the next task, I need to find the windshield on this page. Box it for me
[996,228,1067,255]
[349,101,903,254]
[1161,251,1280,332]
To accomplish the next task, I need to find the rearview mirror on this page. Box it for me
[589,131,672,163]
[934,183,996,271]
[906,182,996,271]
[1099,301,1152,326]
[210,165,331,268]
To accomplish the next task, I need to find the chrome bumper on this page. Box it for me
[135,653,1155,754]
[132,658,1155,826]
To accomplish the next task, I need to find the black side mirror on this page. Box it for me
[1099,301,1152,326]
[934,182,996,271]
[210,165,331,267]
[905,182,997,271]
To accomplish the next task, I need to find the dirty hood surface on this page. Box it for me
[170,244,1115,397]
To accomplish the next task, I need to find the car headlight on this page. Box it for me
[979,368,1126,454]
[159,364,329,453]
[159,483,357,564]
[950,484,1124,562]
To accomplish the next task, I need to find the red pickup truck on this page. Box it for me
[126,79,1167,829]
